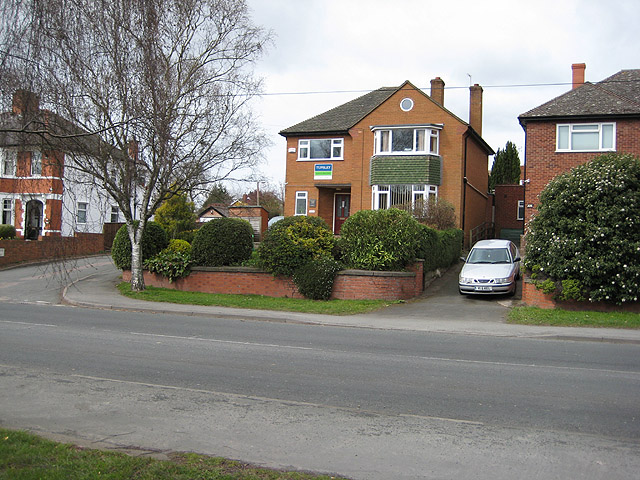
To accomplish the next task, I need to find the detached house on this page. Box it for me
[518,64,640,225]
[280,79,494,245]
[0,90,128,239]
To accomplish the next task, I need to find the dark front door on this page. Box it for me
[25,200,43,240]
[334,194,350,234]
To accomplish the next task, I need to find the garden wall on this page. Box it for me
[522,277,640,313]
[123,261,424,301]
[0,232,104,268]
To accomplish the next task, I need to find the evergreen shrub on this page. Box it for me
[164,238,192,255]
[525,152,640,304]
[437,228,464,268]
[0,224,16,239]
[339,208,422,271]
[257,216,335,277]
[191,218,253,267]
[111,221,169,270]
[293,256,342,300]
[144,251,191,283]
[416,224,440,272]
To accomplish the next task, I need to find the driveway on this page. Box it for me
[365,261,520,323]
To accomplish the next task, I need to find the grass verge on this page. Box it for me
[508,306,640,329]
[118,283,396,316]
[0,428,348,479]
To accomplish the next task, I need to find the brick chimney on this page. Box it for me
[12,89,40,114]
[469,84,483,136]
[572,63,586,89]
[430,77,445,105]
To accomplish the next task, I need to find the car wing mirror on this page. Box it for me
[514,256,521,262]
[460,256,467,262]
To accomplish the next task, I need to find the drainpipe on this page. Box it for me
[462,134,468,238]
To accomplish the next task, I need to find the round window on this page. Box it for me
[400,98,414,112]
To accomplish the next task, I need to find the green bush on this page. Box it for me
[175,229,198,244]
[293,255,342,300]
[258,216,335,277]
[339,208,422,271]
[111,221,169,270]
[0,224,16,239]
[164,238,192,255]
[416,224,440,271]
[437,228,464,268]
[144,251,192,283]
[191,218,253,267]
[525,152,640,304]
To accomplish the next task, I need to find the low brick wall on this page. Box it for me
[123,261,424,301]
[522,277,640,313]
[0,232,104,268]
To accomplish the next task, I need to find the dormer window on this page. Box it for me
[373,126,440,155]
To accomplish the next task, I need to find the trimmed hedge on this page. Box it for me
[437,229,464,268]
[191,218,253,267]
[258,216,335,277]
[111,221,169,270]
[0,224,16,239]
[416,224,440,272]
[339,208,422,271]
[293,255,342,300]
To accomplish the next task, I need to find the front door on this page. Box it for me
[334,194,350,234]
[25,200,43,240]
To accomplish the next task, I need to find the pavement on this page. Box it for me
[60,255,640,344]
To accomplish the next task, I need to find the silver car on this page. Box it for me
[459,239,521,296]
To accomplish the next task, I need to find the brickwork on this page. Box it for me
[0,232,104,268]
[523,118,640,226]
[493,184,524,234]
[522,277,640,313]
[123,261,425,301]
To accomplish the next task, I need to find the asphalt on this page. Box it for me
[60,256,640,344]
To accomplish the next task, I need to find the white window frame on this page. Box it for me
[297,138,343,161]
[556,122,616,152]
[1,149,17,177]
[110,205,120,223]
[77,202,88,224]
[372,126,441,155]
[295,191,308,216]
[372,184,437,210]
[517,200,525,221]
[2,198,13,225]
[31,151,42,176]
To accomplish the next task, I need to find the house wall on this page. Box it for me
[284,83,490,240]
[493,184,524,237]
[523,118,640,225]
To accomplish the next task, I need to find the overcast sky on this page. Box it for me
[245,0,640,190]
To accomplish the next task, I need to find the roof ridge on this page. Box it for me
[595,71,640,109]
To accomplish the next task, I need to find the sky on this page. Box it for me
[243,0,640,192]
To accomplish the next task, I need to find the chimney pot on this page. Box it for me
[572,63,586,89]
[430,77,445,106]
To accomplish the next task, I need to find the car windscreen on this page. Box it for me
[467,248,511,264]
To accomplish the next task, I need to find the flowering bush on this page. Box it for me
[524,153,640,304]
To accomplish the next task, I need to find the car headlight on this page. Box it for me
[459,277,474,283]
[494,277,511,284]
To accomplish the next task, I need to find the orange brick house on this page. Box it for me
[280,79,494,245]
[518,64,640,226]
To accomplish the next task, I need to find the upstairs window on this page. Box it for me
[373,127,440,155]
[31,151,42,176]
[1,149,16,176]
[556,123,615,152]
[298,138,343,161]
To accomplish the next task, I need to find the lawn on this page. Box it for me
[118,283,396,316]
[508,306,640,329]
[0,428,348,479]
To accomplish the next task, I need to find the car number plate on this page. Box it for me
[475,286,493,291]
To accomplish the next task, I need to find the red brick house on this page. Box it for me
[518,64,640,226]
[492,184,524,245]
[280,79,494,246]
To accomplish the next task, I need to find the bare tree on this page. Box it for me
[1,0,270,290]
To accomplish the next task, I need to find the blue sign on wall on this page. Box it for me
[314,163,333,180]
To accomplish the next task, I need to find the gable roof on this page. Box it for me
[519,69,640,125]
[279,85,400,136]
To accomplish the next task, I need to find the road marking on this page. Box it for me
[0,320,57,327]
[129,331,315,351]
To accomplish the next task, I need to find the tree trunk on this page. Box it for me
[129,227,145,292]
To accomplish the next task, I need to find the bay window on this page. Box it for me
[556,123,615,152]
[2,199,13,225]
[372,184,437,210]
[373,126,440,155]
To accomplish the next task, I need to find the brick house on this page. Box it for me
[518,64,640,226]
[492,184,524,245]
[280,79,494,245]
[0,90,128,239]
